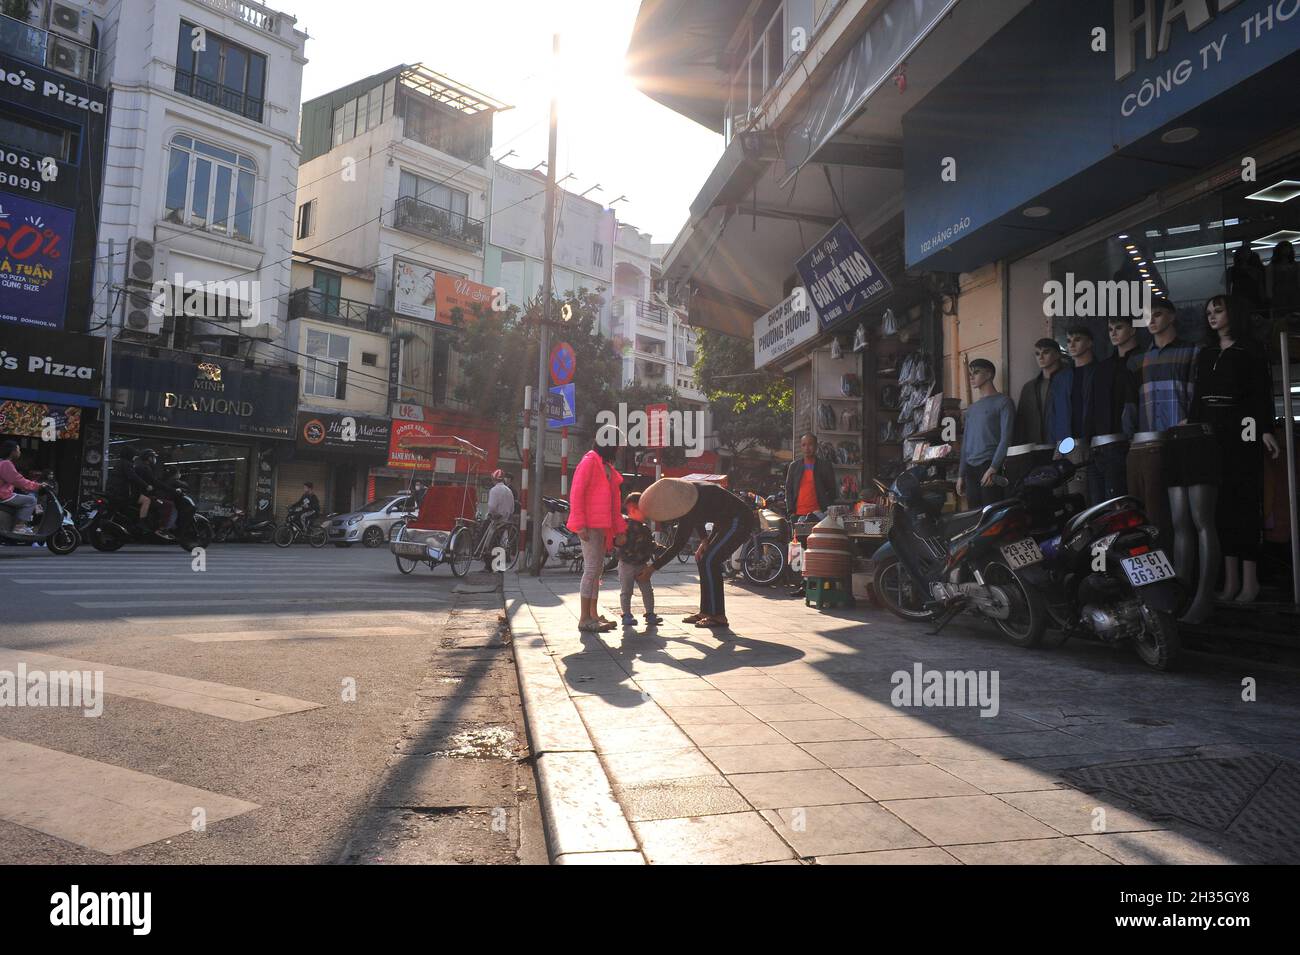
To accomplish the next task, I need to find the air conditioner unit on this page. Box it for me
[47,1,93,43]
[125,237,165,288]
[48,36,92,81]
[124,288,163,336]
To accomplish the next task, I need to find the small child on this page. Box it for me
[619,492,662,628]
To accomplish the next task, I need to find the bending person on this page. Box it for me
[641,478,757,630]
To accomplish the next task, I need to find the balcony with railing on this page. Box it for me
[391,195,484,251]
[289,288,391,332]
[0,13,98,79]
[612,298,669,326]
[174,70,265,123]
[195,0,281,33]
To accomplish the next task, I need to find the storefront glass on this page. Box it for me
[1047,156,1300,353]
[108,436,250,517]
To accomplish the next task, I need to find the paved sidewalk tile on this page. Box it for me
[662,704,764,725]
[771,719,879,743]
[882,795,1060,846]
[633,812,795,864]
[615,775,752,822]
[926,757,1069,794]
[745,702,842,722]
[998,789,1163,836]
[761,804,932,857]
[703,742,823,774]
[728,769,869,810]
[817,847,961,865]
[801,739,925,768]
[680,722,789,747]
[838,764,984,800]
[602,747,718,787]
[946,838,1118,865]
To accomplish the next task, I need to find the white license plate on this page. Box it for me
[1121,550,1175,587]
[426,547,443,561]
[1000,538,1043,568]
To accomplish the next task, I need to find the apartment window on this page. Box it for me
[591,242,604,269]
[163,134,257,241]
[175,21,267,123]
[361,352,378,366]
[312,270,341,316]
[398,170,468,218]
[331,80,397,148]
[303,328,349,398]
[296,199,316,239]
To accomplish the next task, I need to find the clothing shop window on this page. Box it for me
[303,328,349,398]
[164,134,257,241]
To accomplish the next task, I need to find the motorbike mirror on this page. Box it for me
[1057,436,1076,456]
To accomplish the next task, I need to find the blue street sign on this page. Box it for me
[547,383,576,428]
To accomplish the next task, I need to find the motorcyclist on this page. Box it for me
[288,482,321,530]
[0,439,44,535]
[126,449,169,533]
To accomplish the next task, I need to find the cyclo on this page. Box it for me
[389,435,519,577]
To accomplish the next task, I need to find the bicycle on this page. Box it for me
[274,509,327,548]
[447,514,518,577]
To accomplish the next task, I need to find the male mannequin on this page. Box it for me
[1014,338,1064,445]
[1089,315,1141,499]
[1048,326,1097,499]
[957,359,1015,509]
[1133,298,1215,624]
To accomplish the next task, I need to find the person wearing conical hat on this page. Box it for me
[643,478,757,629]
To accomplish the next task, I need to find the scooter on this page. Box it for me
[0,481,79,555]
[872,462,1066,647]
[1031,438,1185,670]
[88,481,214,552]
[213,506,277,543]
[536,497,618,573]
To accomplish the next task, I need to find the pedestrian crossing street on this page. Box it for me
[0,546,451,858]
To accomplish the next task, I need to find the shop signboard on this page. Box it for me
[0,194,76,330]
[795,221,892,331]
[0,399,82,438]
[386,405,500,473]
[754,290,819,369]
[392,258,438,321]
[434,273,493,325]
[0,324,101,403]
[903,0,1300,269]
[296,411,391,452]
[110,349,298,438]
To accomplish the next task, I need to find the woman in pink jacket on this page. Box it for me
[1,440,42,535]
[568,429,627,631]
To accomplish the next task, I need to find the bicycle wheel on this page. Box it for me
[448,526,474,578]
[395,553,418,575]
[743,541,785,586]
[494,524,520,572]
[273,524,294,548]
[309,526,328,548]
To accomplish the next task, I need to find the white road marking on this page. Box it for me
[48,586,437,596]
[73,595,445,609]
[0,737,259,854]
[182,626,426,643]
[0,648,322,721]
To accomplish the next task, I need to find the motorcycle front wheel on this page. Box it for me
[872,555,936,622]
[47,526,79,555]
[982,558,1048,647]
[90,524,126,552]
[1133,608,1180,671]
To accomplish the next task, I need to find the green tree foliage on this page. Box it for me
[452,288,622,456]
[694,328,791,460]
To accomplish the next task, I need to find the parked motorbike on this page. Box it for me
[88,481,214,552]
[536,496,618,573]
[872,462,1063,647]
[0,480,79,554]
[1030,438,1185,670]
[213,506,277,543]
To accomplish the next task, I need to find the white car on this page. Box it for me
[326,495,418,547]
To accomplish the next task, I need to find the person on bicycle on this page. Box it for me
[486,470,513,527]
[288,482,321,530]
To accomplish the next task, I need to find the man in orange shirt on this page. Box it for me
[785,433,836,521]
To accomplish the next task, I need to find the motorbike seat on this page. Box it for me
[1061,495,1143,541]
[0,497,21,512]
[940,507,989,541]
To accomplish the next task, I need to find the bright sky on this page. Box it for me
[295,0,723,247]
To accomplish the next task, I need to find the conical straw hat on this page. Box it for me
[638,478,699,522]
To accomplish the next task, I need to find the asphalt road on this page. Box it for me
[0,541,515,864]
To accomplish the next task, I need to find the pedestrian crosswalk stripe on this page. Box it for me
[0,736,259,854]
[47,586,439,596]
[121,611,440,628]
[73,595,445,609]
[0,648,322,721]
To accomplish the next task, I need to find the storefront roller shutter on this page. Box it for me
[274,460,331,517]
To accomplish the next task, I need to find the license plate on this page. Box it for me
[426,547,443,561]
[1000,538,1043,568]
[1121,550,1175,586]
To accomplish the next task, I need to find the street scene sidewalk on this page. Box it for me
[507,565,1300,865]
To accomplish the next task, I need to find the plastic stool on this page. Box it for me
[804,576,854,609]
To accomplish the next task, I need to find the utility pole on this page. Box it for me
[99,238,114,492]
[529,32,560,575]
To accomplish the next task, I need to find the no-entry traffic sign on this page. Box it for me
[550,342,576,386]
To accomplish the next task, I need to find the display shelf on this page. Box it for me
[817,395,862,401]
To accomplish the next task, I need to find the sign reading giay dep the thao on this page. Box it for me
[795,220,892,331]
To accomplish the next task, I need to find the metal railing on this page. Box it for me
[195,0,279,33]
[174,69,265,123]
[392,195,484,250]
[289,288,390,332]
[0,13,98,79]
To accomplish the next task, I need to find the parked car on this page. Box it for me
[326,495,418,547]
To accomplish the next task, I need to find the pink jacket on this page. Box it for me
[0,459,39,502]
[566,450,626,548]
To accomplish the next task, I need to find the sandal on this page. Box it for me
[598,620,618,631]
[695,616,729,628]
[578,619,601,632]
[683,613,704,624]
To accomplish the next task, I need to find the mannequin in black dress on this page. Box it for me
[1189,296,1280,603]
